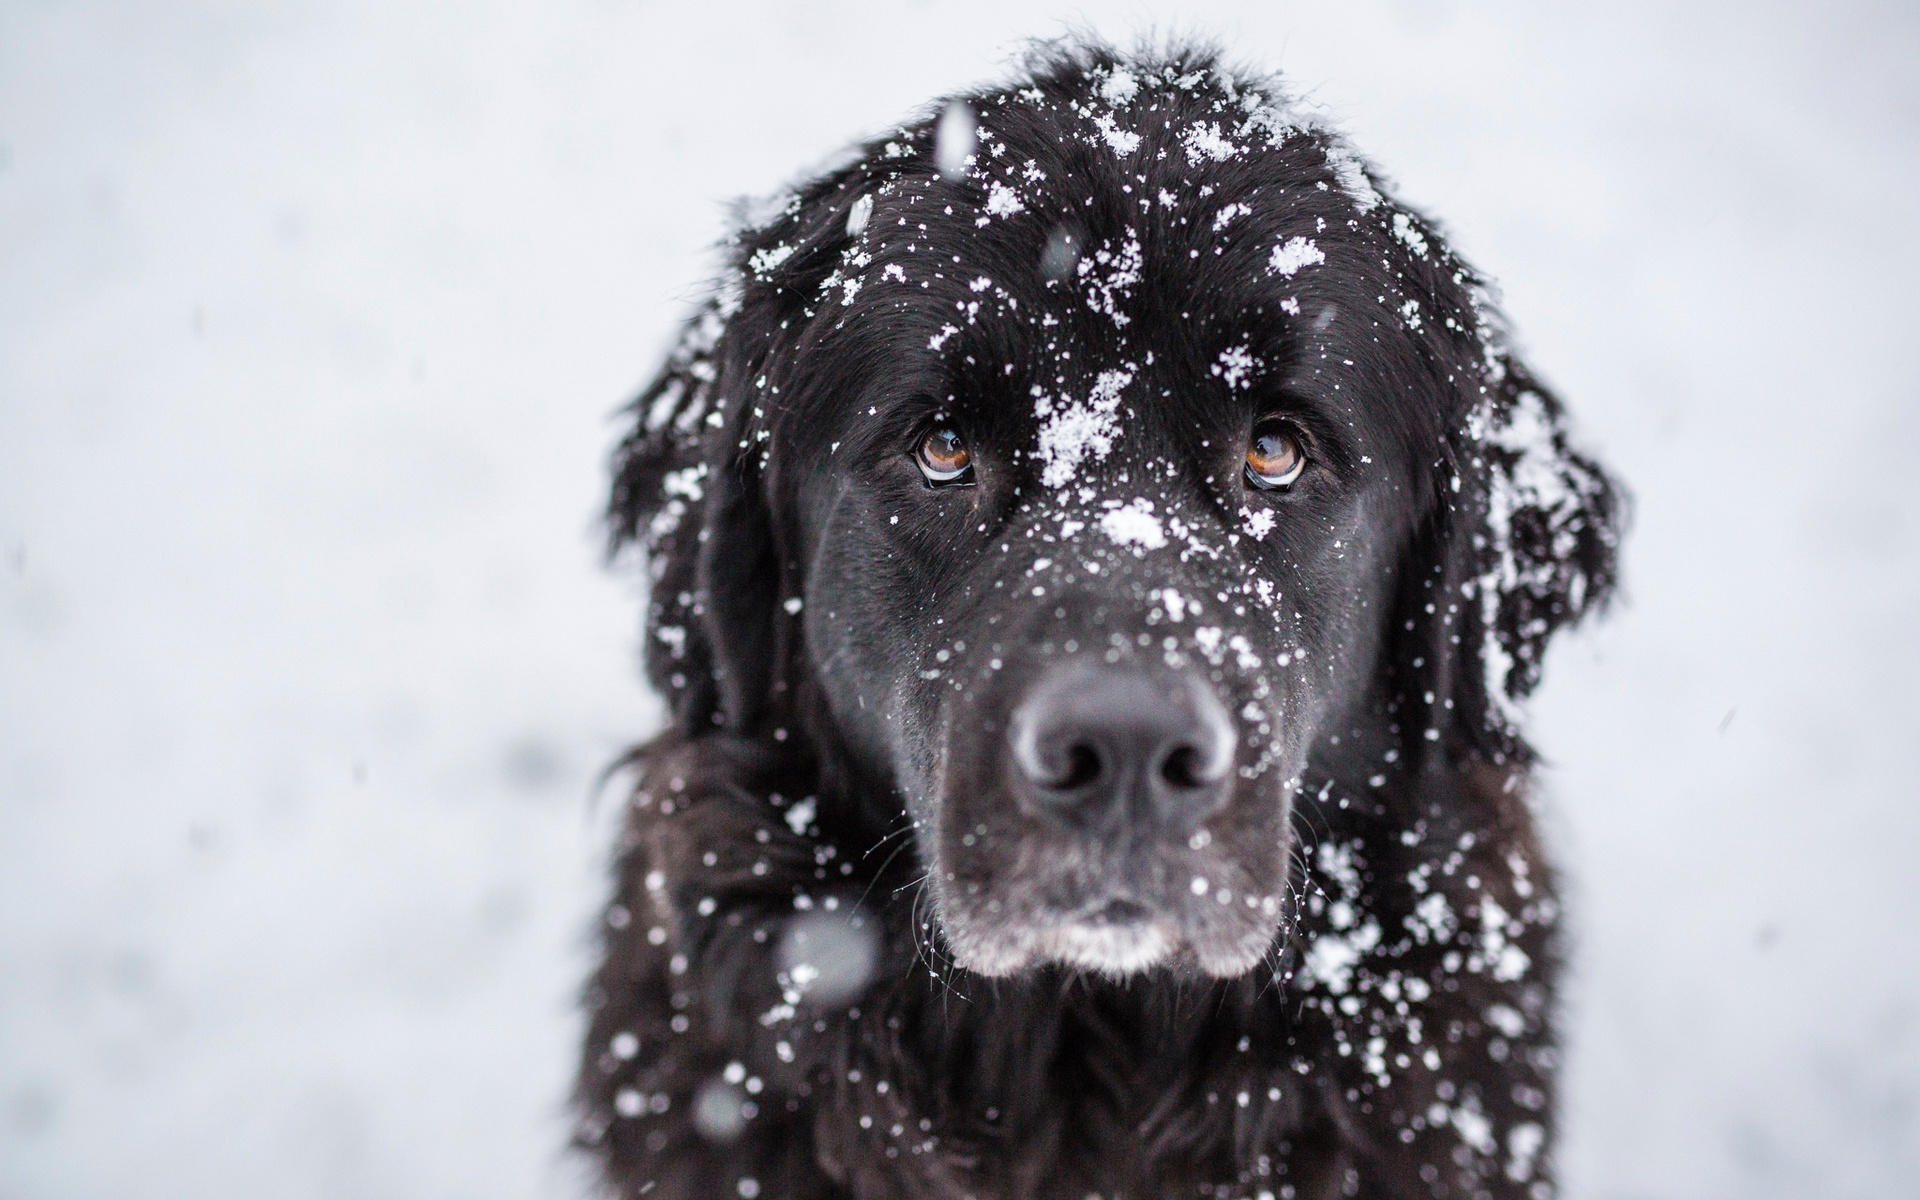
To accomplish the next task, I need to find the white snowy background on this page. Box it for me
[2,1,1916,1196]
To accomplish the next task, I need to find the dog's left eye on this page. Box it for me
[916,425,975,486]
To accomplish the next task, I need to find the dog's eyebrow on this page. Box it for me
[781,344,952,462]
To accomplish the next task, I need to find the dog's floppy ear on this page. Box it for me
[1399,343,1624,766]
[608,161,882,735]
[606,295,733,732]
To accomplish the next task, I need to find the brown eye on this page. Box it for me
[1245,420,1307,490]
[916,424,974,485]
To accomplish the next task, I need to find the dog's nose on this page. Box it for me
[1008,666,1235,837]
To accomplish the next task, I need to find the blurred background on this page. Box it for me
[2,1,1916,1196]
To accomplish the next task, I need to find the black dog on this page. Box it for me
[579,40,1620,1200]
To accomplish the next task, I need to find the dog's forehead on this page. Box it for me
[848,66,1377,287]
[811,68,1422,444]
[844,118,1361,329]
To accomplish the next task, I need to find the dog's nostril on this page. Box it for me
[1056,743,1103,791]
[1159,744,1206,791]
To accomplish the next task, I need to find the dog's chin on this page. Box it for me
[1032,918,1180,976]
[944,912,1274,980]
[947,918,1172,978]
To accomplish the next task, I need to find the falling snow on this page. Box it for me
[934,100,976,176]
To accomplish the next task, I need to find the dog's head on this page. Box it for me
[611,44,1620,979]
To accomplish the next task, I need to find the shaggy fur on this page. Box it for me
[578,40,1622,1200]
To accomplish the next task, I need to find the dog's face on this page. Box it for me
[613,51,1619,981]
[783,178,1421,978]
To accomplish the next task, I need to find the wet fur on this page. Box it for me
[578,40,1621,1200]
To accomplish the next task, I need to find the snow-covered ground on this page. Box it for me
[2,2,1916,1196]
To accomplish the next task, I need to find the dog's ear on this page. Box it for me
[1397,342,1624,766]
[608,162,883,735]
[607,298,728,731]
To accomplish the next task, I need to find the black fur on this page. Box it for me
[580,40,1621,1200]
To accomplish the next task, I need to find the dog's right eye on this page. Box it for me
[915,425,975,487]
[1245,419,1308,491]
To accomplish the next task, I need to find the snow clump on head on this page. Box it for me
[1033,368,1135,488]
